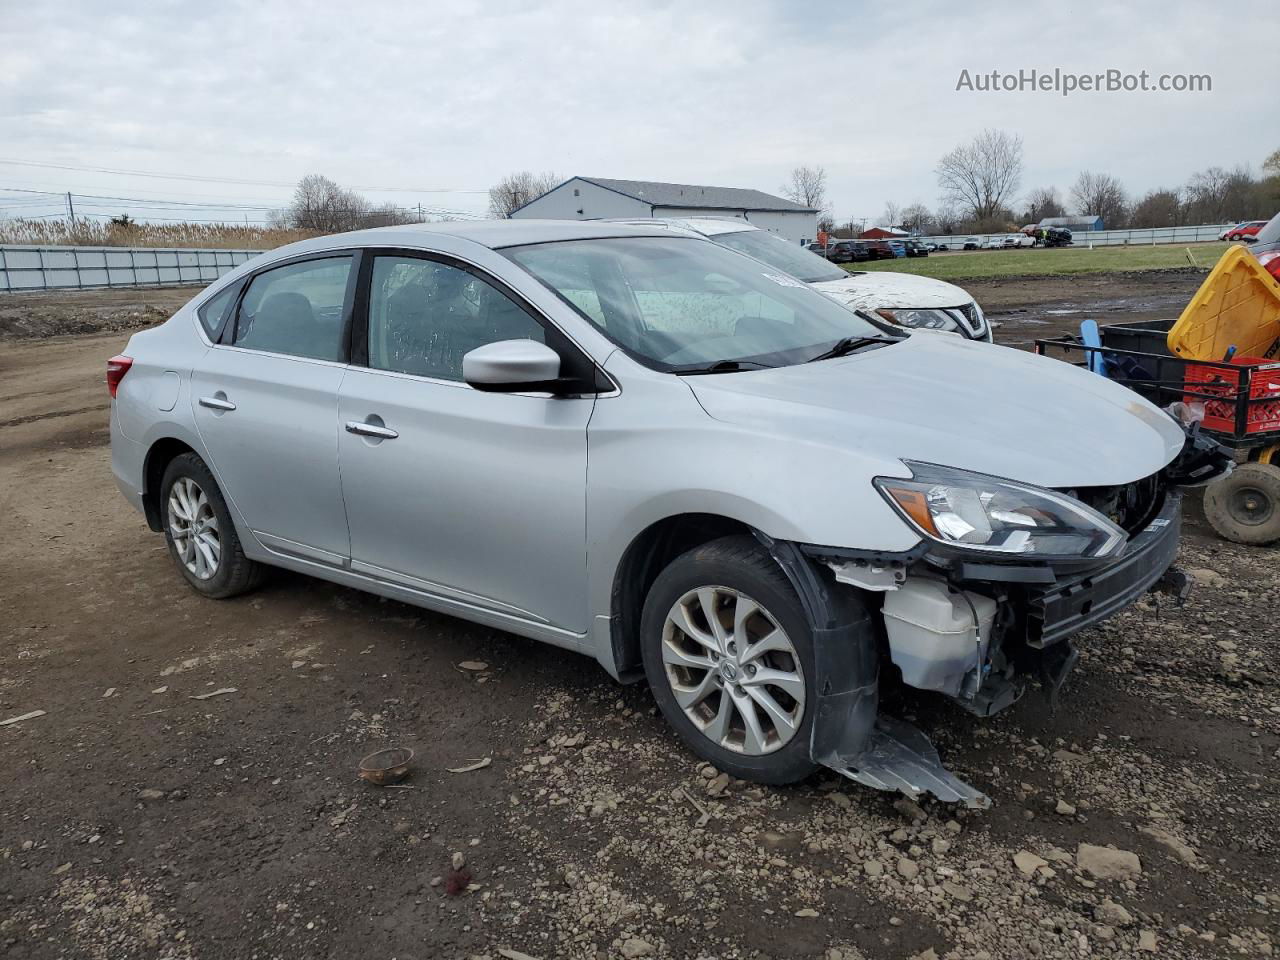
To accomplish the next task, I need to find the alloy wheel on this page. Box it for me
[167,477,220,580]
[661,585,805,755]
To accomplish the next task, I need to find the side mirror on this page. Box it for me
[462,340,565,393]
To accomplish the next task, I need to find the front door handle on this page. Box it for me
[198,396,237,411]
[345,420,399,440]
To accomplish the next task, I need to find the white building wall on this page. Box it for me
[511,179,817,245]
[654,207,815,245]
[510,179,649,220]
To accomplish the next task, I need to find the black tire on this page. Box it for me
[1204,462,1280,545]
[160,452,265,598]
[640,535,819,784]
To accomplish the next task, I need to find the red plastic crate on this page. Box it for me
[1184,355,1280,435]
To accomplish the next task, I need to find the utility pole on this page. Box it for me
[416,202,423,222]
[66,192,75,222]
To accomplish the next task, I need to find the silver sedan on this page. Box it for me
[109,220,1199,803]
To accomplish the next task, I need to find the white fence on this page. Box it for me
[912,223,1235,249]
[0,245,266,292]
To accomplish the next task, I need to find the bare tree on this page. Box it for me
[936,129,1023,223]
[1070,171,1128,229]
[1265,148,1280,178]
[1021,186,1064,224]
[276,175,417,233]
[878,201,902,228]
[781,166,828,211]
[488,171,561,219]
[1181,167,1234,223]
[899,202,932,233]
[284,174,370,233]
[1129,188,1183,228]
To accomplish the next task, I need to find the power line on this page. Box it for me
[0,157,490,194]
[0,183,487,221]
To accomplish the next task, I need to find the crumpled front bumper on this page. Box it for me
[761,486,1188,811]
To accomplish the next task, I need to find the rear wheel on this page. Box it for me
[1204,462,1280,544]
[640,536,818,784]
[160,453,264,598]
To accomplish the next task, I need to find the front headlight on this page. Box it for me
[874,462,1126,560]
[875,307,959,332]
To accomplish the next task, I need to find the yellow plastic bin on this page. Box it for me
[1166,245,1280,361]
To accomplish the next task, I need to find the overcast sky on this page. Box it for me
[2,1,1277,225]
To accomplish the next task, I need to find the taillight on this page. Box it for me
[106,355,133,398]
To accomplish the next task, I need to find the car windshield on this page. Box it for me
[506,236,890,370]
[712,229,846,283]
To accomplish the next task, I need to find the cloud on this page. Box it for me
[1,0,1275,222]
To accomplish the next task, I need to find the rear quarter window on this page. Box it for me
[197,282,241,341]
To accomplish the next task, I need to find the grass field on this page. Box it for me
[851,241,1233,280]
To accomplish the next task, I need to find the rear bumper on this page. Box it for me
[1026,492,1181,647]
[109,403,145,516]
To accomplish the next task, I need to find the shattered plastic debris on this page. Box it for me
[0,709,46,726]
[188,687,238,700]
[446,757,492,774]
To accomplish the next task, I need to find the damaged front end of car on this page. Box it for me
[760,422,1233,809]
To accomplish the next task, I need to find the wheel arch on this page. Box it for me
[141,437,198,531]
[607,512,758,681]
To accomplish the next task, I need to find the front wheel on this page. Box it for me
[640,536,818,784]
[160,452,264,598]
[1204,462,1280,544]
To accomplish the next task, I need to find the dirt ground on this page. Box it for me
[1,278,1277,960]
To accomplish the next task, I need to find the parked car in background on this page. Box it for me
[1042,226,1073,248]
[903,239,929,258]
[1227,220,1269,242]
[109,218,1208,805]
[929,242,950,252]
[961,237,980,250]
[604,217,991,340]
[1004,233,1035,249]
[865,240,897,261]
[979,237,1003,250]
[887,240,907,258]
[828,240,866,263]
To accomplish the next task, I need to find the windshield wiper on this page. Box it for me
[806,335,902,363]
[672,359,775,376]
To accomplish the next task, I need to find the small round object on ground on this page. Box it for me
[358,747,415,785]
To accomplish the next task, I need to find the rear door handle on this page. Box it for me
[198,396,237,411]
[345,420,399,440]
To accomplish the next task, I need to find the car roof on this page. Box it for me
[601,216,758,238]
[256,218,686,260]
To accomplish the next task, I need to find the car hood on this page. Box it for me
[809,271,975,310]
[686,332,1184,488]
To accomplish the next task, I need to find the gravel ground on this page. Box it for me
[0,280,1277,960]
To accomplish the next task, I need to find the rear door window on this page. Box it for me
[233,256,353,361]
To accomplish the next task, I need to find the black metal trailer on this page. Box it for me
[1035,318,1280,544]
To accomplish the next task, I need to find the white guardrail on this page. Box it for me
[0,245,266,292]
[913,223,1236,249]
